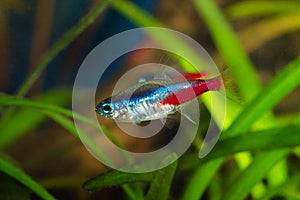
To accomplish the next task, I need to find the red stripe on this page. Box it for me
[173,72,207,80]
[161,77,222,105]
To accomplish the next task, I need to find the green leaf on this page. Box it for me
[258,173,300,200]
[221,57,300,200]
[192,0,261,101]
[16,0,111,98]
[41,111,116,167]
[181,0,263,198]
[237,13,300,53]
[203,125,300,162]
[226,0,300,19]
[0,89,70,149]
[43,111,142,199]
[110,0,236,132]
[111,0,162,27]
[110,0,206,73]
[83,170,149,200]
[0,155,56,200]
[222,150,289,200]
[181,158,223,200]
[182,56,300,199]
[42,110,79,138]
[84,154,178,200]
[225,56,300,137]
[192,2,300,199]
[145,153,178,200]
[83,170,154,191]
[182,125,300,167]
[0,93,134,177]
[0,93,122,152]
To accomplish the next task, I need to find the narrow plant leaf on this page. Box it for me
[182,56,300,199]
[0,94,134,178]
[181,0,262,198]
[222,150,289,200]
[145,153,178,200]
[83,170,154,191]
[0,155,56,200]
[258,173,300,200]
[267,160,288,187]
[0,108,46,148]
[122,184,145,200]
[182,125,300,167]
[0,94,122,150]
[192,0,261,101]
[110,0,206,73]
[238,13,300,53]
[181,158,223,200]
[204,125,300,161]
[225,56,300,137]
[43,111,141,199]
[293,113,300,125]
[221,57,300,200]
[16,0,111,98]
[111,0,235,141]
[226,0,300,19]
[108,1,242,144]
[42,110,79,138]
[111,0,162,27]
[84,154,178,200]
[41,111,114,167]
[190,4,268,181]
[0,89,70,148]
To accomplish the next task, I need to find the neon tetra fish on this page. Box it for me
[95,73,223,123]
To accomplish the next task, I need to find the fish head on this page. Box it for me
[95,97,115,119]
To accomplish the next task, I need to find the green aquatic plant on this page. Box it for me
[0,0,300,199]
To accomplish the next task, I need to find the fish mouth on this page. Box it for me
[95,106,101,115]
[95,104,106,117]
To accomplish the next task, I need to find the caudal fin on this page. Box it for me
[220,69,244,105]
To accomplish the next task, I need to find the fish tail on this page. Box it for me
[191,76,223,97]
[219,69,243,104]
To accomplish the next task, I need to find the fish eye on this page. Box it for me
[102,103,113,114]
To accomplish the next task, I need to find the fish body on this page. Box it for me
[96,75,222,123]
